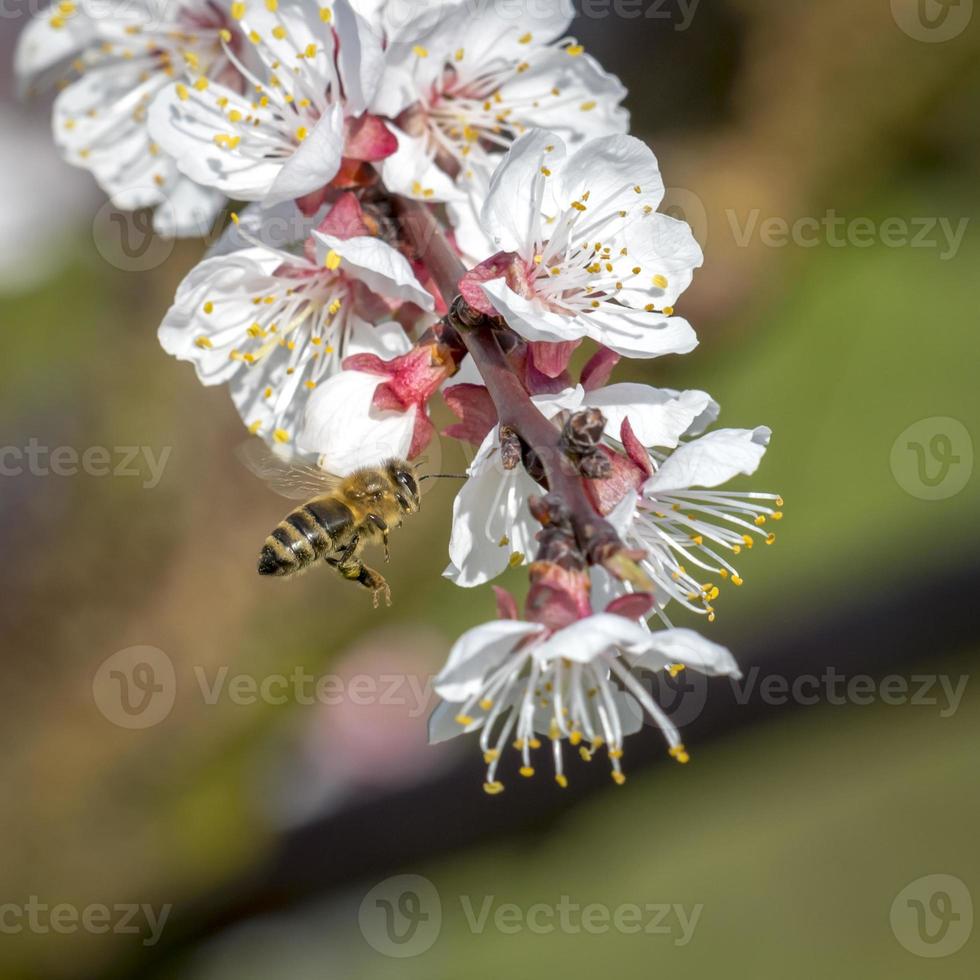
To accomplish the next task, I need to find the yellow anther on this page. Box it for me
[569,731,582,746]
[608,748,624,760]
[295,126,308,141]
[667,664,686,679]
[519,766,535,778]
[555,774,568,788]
[479,698,494,711]
[566,43,584,56]
[742,535,754,548]
[194,337,213,350]
[732,575,744,587]
[320,6,332,21]
[772,511,784,521]
[413,44,428,58]
[518,31,533,43]
[455,713,475,726]
[203,301,214,314]
[483,749,499,764]
[653,274,669,289]
[663,306,675,316]
[219,28,232,42]
[766,533,776,545]
[272,25,286,38]
[176,82,189,101]
[230,2,245,19]
[529,738,542,750]
[669,745,691,764]
[579,746,592,762]
[265,0,277,9]
[540,166,551,176]
[230,212,240,224]
[248,420,262,435]
[483,781,505,795]
[455,47,465,61]
[508,552,525,568]
[580,101,597,111]
[754,515,767,526]
[273,429,290,444]
[324,249,342,270]
[611,771,627,785]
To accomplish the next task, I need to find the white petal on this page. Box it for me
[557,134,665,216]
[266,103,345,204]
[297,370,416,473]
[377,125,465,204]
[153,176,224,238]
[15,10,96,96]
[312,230,434,309]
[482,130,567,255]
[434,620,544,702]
[630,628,741,678]
[428,699,483,743]
[481,278,588,344]
[618,212,704,309]
[583,306,699,360]
[147,81,287,201]
[584,384,712,449]
[333,0,385,114]
[533,613,652,665]
[649,427,772,493]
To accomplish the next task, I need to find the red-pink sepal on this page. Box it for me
[605,593,656,620]
[459,251,528,316]
[296,186,332,217]
[442,383,498,446]
[529,340,581,379]
[317,191,373,239]
[585,446,647,516]
[620,417,654,477]
[344,113,398,162]
[493,586,519,621]
[525,561,592,631]
[580,346,621,391]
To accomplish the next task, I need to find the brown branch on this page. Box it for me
[394,197,647,580]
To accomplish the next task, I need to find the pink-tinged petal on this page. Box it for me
[529,340,581,379]
[585,447,647,516]
[493,586,519,621]
[524,359,572,396]
[459,251,525,316]
[580,346,620,391]
[621,417,654,477]
[316,191,373,239]
[372,382,404,413]
[296,186,331,217]
[443,384,498,446]
[409,408,436,459]
[606,593,656,620]
[344,113,399,162]
[343,353,389,375]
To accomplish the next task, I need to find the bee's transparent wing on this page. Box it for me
[235,439,340,501]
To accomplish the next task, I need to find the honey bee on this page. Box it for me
[238,441,425,607]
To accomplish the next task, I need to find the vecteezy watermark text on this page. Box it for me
[0,898,171,947]
[0,441,171,489]
[727,210,969,260]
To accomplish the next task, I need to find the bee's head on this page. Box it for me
[387,460,421,514]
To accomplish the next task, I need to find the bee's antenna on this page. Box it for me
[419,473,469,482]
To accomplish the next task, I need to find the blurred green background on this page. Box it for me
[1,1,978,978]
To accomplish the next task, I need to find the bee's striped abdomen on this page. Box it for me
[258,497,354,577]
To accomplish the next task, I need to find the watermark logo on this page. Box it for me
[93,202,176,273]
[890,417,973,501]
[92,646,176,729]
[891,0,974,42]
[890,874,973,958]
[359,875,442,958]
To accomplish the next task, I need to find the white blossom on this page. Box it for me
[158,200,431,447]
[17,0,238,235]
[430,614,740,792]
[476,128,703,357]
[147,0,388,205]
[445,384,713,587]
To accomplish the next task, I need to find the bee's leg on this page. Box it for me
[337,556,392,608]
[366,514,391,563]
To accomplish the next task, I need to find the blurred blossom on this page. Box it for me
[259,628,458,828]
[0,109,92,293]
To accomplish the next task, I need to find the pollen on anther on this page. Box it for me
[519,767,535,778]
[483,781,505,795]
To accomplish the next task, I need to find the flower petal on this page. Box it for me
[630,628,741,678]
[434,620,544,702]
[648,427,772,493]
